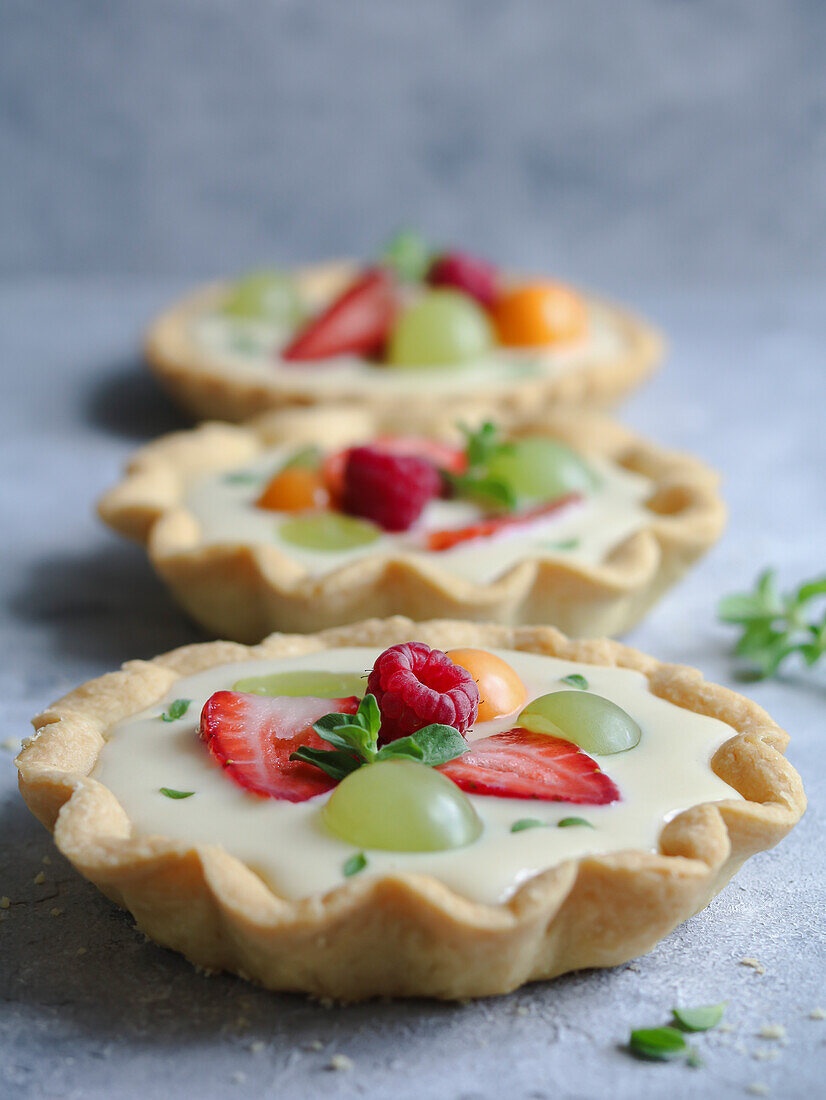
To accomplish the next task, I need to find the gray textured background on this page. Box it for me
[2,3,826,1099]
[2,0,824,285]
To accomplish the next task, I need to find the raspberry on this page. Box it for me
[342,446,441,532]
[427,252,499,308]
[367,642,480,743]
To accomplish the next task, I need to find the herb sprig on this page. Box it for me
[447,422,518,513]
[719,569,826,679]
[290,694,467,781]
[161,699,191,723]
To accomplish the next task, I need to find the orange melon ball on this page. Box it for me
[256,467,330,512]
[491,282,587,348]
[447,649,527,722]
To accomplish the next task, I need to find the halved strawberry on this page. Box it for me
[200,692,359,801]
[439,728,619,803]
[281,268,397,361]
[426,493,582,551]
[322,435,466,503]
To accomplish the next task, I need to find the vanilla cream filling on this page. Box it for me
[93,648,741,907]
[183,451,653,583]
[189,302,623,394]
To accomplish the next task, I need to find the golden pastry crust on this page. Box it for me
[18,619,805,1000]
[97,406,726,642]
[145,263,664,423]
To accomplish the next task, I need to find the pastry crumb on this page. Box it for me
[0,897,10,910]
[42,855,51,865]
[76,947,87,956]
[318,996,335,1009]
[740,957,766,975]
[231,1071,246,1084]
[809,1007,826,1020]
[33,871,46,886]
[1,737,22,753]
[50,907,63,917]
[753,1049,779,1062]
[303,1039,323,1051]
[515,1005,530,1016]
[757,1024,786,1041]
[746,1085,770,1097]
[249,1040,265,1054]
[718,1022,735,1033]
[328,1054,354,1072]
[625,962,641,972]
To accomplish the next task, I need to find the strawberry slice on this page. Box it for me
[200,692,359,801]
[281,268,397,361]
[439,728,619,803]
[426,493,581,551]
[322,435,466,502]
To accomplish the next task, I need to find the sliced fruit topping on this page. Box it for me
[387,289,494,367]
[491,282,587,347]
[439,728,619,803]
[446,649,527,722]
[278,512,381,551]
[199,692,359,801]
[367,642,479,742]
[427,251,499,308]
[518,691,642,755]
[281,268,397,361]
[485,437,599,505]
[341,445,442,532]
[257,466,329,512]
[322,759,482,852]
[222,270,304,325]
[231,671,366,698]
[426,494,581,551]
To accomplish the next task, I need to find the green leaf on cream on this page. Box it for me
[159,788,195,800]
[557,817,593,829]
[511,819,546,833]
[343,853,367,877]
[161,699,192,722]
[560,674,588,690]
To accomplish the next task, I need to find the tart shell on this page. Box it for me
[97,407,726,642]
[145,263,664,423]
[18,619,805,1001]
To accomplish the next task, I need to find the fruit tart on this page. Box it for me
[98,406,725,641]
[145,232,662,423]
[17,619,805,1000]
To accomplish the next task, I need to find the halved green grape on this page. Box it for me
[387,290,493,368]
[231,671,366,698]
[222,271,304,325]
[518,690,641,755]
[486,438,599,504]
[322,759,482,852]
[278,513,381,551]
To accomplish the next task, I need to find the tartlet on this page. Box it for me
[145,257,663,423]
[97,406,725,642]
[18,619,805,1001]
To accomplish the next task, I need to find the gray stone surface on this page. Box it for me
[2,0,825,285]
[1,278,824,1097]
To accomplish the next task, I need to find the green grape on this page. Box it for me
[518,690,641,755]
[381,229,432,282]
[222,270,304,325]
[486,438,599,504]
[278,513,380,551]
[231,671,366,698]
[322,760,482,852]
[387,290,493,368]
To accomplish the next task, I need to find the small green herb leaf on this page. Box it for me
[685,1047,703,1068]
[511,818,545,832]
[460,421,501,468]
[289,747,362,782]
[629,1027,688,1060]
[343,852,367,877]
[161,699,191,722]
[223,471,262,485]
[672,1003,726,1032]
[380,229,432,282]
[159,787,195,800]
[280,445,322,471]
[447,472,517,512]
[557,817,593,828]
[545,537,581,552]
[561,674,589,690]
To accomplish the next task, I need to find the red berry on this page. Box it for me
[200,691,359,801]
[439,728,619,803]
[282,268,397,361]
[342,446,441,532]
[367,642,479,743]
[428,252,499,308]
[426,493,582,551]
[323,436,464,504]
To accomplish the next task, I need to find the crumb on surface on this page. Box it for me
[746,1085,770,1097]
[1,737,22,753]
[249,1041,265,1054]
[303,1039,323,1051]
[515,1005,530,1016]
[718,1022,735,1033]
[809,1007,826,1020]
[42,855,51,865]
[76,947,87,956]
[328,1054,354,1072]
[231,1071,246,1084]
[740,957,766,975]
[0,897,9,909]
[33,871,46,886]
[757,1024,786,1041]
[50,907,62,917]
[753,1049,779,1062]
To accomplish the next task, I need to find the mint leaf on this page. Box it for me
[460,421,501,468]
[561,674,588,690]
[374,737,425,763]
[289,747,361,782]
[629,1027,688,1060]
[343,852,367,877]
[448,472,517,512]
[161,699,191,722]
[511,818,545,832]
[223,470,262,485]
[159,787,195,799]
[545,537,580,552]
[557,817,593,828]
[409,724,468,766]
[380,230,432,281]
[672,1003,725,1032]
[280,445,322,471]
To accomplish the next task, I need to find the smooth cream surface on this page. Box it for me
[93,648,741,906]
[189,302,623,393]
[183,450,653,583]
